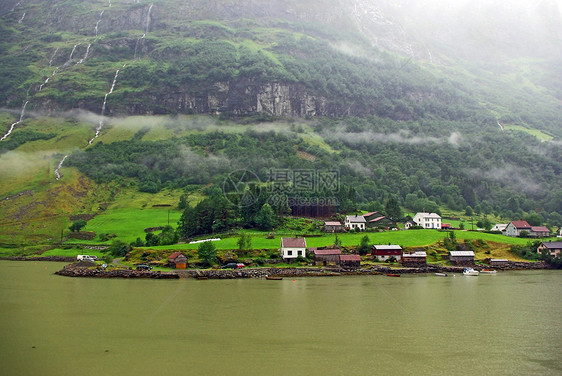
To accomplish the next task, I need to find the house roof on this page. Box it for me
[441,223,452,228]
[369,216,391,222]
[403,251,427,257]
[281,237,307,248]
[363,211,381,217]
[324,221,342,226]
[510,220,531,229]
[169,252,183,260]
[313,249,342,255]
[531,226,550,233]
[449,251,475,257]
[346,215,366,223]
[373,245,402,251]
[340,255,361,261]
[415,212,441,219]
[490,259,508,262]
[540,242,562,249]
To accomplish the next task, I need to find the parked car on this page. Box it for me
[222,263,245,269]
[136,264,152,271]
[77,255,96,262]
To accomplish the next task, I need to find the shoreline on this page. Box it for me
[53,261,554,279]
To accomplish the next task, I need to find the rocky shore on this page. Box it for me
[52,260,553,280]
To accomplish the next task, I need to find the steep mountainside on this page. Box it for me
[0,0,561,249]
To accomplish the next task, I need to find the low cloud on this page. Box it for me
[323,129,463,146]
[467,165,543,194]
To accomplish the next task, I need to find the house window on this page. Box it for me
[298,251,302,256]
[287,250,293,256]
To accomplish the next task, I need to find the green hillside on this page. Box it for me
[0,0,561,255]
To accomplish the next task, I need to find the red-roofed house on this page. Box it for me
[168,252,188,269]
[530,226,550,238]
[281,237,307,260]
[338,254,361,267]
[503,220,532,237]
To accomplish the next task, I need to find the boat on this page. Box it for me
[265,276,283,280]
[435,272,448,277]
[463,268,479,276]
[480,269,497,274]
[386,273,401,277]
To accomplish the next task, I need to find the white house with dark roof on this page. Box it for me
[345,215,366,231]
[413,212,442,229]
[280,237,307,260]
[503,220,532,237]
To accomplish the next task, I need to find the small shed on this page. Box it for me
[311,248,341,265]
[372,245,402,261]
[449,251,475,266]
[339,254,361,268]
[401,251,427,267]
[323,221,344,233]
[169,252,188,269]
[490,258,509,267]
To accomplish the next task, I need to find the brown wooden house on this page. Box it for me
[401,251,427,267]
[310,248,341,265]
[323,221,344,233]
[169,252,188,269]
[449,251,475,266]
[339,254,361,268]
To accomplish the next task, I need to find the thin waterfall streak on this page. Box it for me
[54,155,68,180]
[89,69,121,145]
[1,101,29,141]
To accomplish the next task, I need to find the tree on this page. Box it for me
[385,197,402,219]
[464,206,473,216]
[69,219,87,232]
[109,240,130,258]
[197,241,217,266]
[254,203,277,231]
[145,232,160,247]
[334,234,342,247]
[357,235,371,255]
[237,232,252,252]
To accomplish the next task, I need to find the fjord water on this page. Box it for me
[1,262,560,376]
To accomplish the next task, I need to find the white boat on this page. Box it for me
[480,269,497,274]
[463,268,479,276]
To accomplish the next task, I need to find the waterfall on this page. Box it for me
[49,48,59,67]
[146,4,153,33]
[18,12,26,23]
[38,69,57,91]
[77,44,91,64]
[88,68,122,144]
[134,34,146,60]
[497,121,504,132]
[108,0,112,7]
[11,1,22,12]
[0,101,29,142]
[94,10,104,37]
[54,155,68,180]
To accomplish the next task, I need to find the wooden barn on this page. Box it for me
[310,248,341,265]
[401,251,427,267]
[339,254,361,268]
[490,258,509,267]
[169,252,188,269]
[449,251,475,266]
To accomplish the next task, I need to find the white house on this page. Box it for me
[503,220,532,237]
[491,224,507,232]
[345,215,366,231]
[280,237,307,260]
[413,212,442,229]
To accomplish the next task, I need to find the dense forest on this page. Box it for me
[67,117,562,225]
